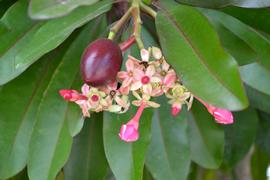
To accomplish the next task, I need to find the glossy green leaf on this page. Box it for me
[29,0,98,19]
[223,108,258,168]
[256,111,270,154]
[0,49,64,179]
[200,13,256,65]
[188,101,224,169]
[156,4,247,110]
[27,21,104,180]
[222,7,270,35]
[240,63,270,96]
[103,108,153,180]
[175,0,270,8]
[0,0,17,17]
[0,0,111,85]
[202,9,270,71]
[146,97,190,180]
[65,75,85,137]
[143,166,154,180]
[251,147,270,180]
[245,85,270,114]
[64,113,108,180]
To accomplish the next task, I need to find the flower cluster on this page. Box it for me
[59,47,234,142]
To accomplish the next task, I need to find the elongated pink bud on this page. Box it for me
[196,97,234,124]
[209,106,234,124]
[59,90,87,102]
[119,102,146,142]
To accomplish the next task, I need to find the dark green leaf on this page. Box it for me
[251,147,270,180]
[103,108,153,180]
[240,63,270,96]
[0,0,111,85]
[29,0,99,19]
[156,4,248,110]
[202,9,270,70]
[223,108,258,168]
[245,85,270,113]
[200,13,256,65]
[27,21,104,180]
[0,47,65,179]
[143,166,154,180]
[64,113,108,180]
[188,101,224,169]
[256,111,270,154]
[175,0,270,8]
[222,7,270,35]
[146,97,190,180]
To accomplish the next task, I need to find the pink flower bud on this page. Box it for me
[196,97,234,124]
[119,102,146,142]
[210,106,234,124]
[59,89,87,102]
[119,122,139,142]
[171,105,181,116]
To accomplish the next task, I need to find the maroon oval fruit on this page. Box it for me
[81,38,123,86]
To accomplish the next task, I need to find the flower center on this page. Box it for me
[128,72,133,77]
[91,94,99,102]
[161,71,167,76]
[110,90,116,98]
[141,76,150,84]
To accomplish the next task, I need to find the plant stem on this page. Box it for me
[131,0,144,49]
[108,7,133,40]
[140,2,157,18]
[119,36,136,52]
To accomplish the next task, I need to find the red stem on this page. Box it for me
[119,36,136,52]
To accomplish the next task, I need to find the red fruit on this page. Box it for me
[81,39,123,86]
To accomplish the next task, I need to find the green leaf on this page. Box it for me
[202,9,270,71]
[175,0,270,8]
[27,20,105,180]
[188,101,224,169]
[146,97,190,180]
[103,108,153,180]
[0,0,111,85]
[29,0,99,19]
[156,4,248,110]
[0,49,64,179]
[240,63,270,96]
[200,13,256,65]
[223,108,258,168]
[251,147,270,180]
[64,113,108,180]
[245,85,270,114]
[256,111,270,154]
[65,74,85,137]
[222,7,270,36]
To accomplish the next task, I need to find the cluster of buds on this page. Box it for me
[59,47,234,142]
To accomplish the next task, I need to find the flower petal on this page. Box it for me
[81,84,90,95]
[117,71,129,80]
[146,65,156,77]
[141,49,150,62]
[130,81,142,91]
[126,59,135,71]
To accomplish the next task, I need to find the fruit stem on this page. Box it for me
[108,7,133,40]
[131,0,144,49]
[119,36,136,52]
[140,2,157,18]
